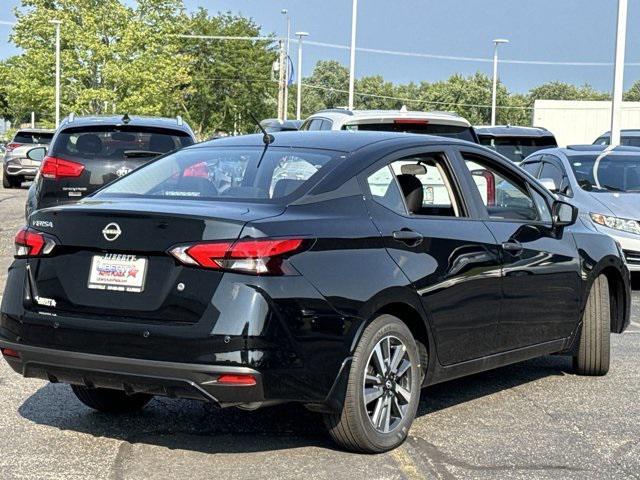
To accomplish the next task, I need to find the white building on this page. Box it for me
[533,100,640,147]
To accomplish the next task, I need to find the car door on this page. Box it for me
[456,148,582,351]
[361,146,503,365]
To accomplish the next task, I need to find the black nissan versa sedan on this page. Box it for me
[0,131,631,453]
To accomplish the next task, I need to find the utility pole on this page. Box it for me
[277,39,286,121]
[348,0,358,110]
[281,9,291,120]
[295,32,309,120]
[31,112,35,129]
[49,20,62,128]
[491,38,509,126]
[610,0,628,146]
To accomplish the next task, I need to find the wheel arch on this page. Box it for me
[585,259,630,334]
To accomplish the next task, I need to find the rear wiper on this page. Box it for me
[124,150,163,158]
[601,184,623,192]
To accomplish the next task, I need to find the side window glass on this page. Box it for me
[522,161,542,177]
[366,165,406,214]
[388,153,463,217]
[463,153,540,222]
[532,189,552,222]
[307,119,323,131]
[320,120,333,130]
[539,162,564,192]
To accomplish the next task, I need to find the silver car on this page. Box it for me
[2,128,55,188]
[521,145,640,272]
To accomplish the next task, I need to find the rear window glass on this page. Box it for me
[478,136,558,162]
[50,126,193,161]
[13,131,54,144]
[96,147,340,202]
[343,122,476,142]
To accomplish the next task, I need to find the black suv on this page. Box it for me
[25,115,196,217]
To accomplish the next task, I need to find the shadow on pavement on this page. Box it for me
[17,355,571,454]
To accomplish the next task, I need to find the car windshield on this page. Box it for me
[96,146,341,202]
[50,126,194,161]
[13,131,54,144]
[343,122,476,142]
[479,136,557,162]
[569,153,640,192]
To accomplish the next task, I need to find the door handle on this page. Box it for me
[393,229,423,246]
[502,241,523,255]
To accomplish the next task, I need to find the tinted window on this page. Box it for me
[594,135,640,147]
[522,161,542,177]
[98,147,339,202]
[569,153,640,192]
[50,126,193,161]
[320,120,333,130]
[463,153,540,221]
[13,131,54,144]
[306,119,324,131]
[482,136,557,162]
[366,165,406,214]
[539,162,564,190]
[343,122,476,142]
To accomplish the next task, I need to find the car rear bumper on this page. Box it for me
[0,340,264,408]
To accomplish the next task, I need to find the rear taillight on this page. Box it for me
[14,227,56,257]
[169,238,305,275]
[5,142,21,152]
[471,170,496,207]
[217,374,257,386]
[40,156,85,179]
[1,348,20,359]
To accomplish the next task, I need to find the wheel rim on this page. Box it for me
[362,335,413,434]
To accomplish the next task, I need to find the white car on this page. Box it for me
[299,108,478,143]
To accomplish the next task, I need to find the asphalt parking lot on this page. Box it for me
[0,185,639,480]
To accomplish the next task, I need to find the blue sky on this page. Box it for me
[1,0,639,93]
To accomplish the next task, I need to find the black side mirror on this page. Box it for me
[552,200,578,227]
[26,146,46,162]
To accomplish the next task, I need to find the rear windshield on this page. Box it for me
[594,135,640,147]
[50,126,194,161]
[96,146,340,202]
[569,153,640,192]
[479,136,557,162]
[343,122,476,142]
[13,131,54,144]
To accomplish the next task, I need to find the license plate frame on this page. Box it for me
[87,254,148,293]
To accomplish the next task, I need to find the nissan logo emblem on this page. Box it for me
[102,223,122,242]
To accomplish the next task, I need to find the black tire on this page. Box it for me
[323,315,421,453]
[71,385,153,413]
[573,275,610,376]
[2,172,21,189]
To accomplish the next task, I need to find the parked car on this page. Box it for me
[593,129,640,147]
[2,128,55,188]
[257,118,303,133]
[521,145,640,273]
[1,132,630,453]
[474,125,558,163]
[300,108,479,142]
[24,114,196,218]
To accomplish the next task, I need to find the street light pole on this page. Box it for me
[281,9,291,121]
[295,32,309,120]
[491,38,509,127]
[348,0,358,110]
[611,0,628,146]
[50,20,62,128]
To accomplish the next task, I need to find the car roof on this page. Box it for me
[529,144,640,159]
[58,114,194,135]
[191,130,473,153]
[306,109,471,127]
[474,125,554,138]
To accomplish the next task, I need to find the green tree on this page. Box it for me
[528,81,609,102]
[623,80,640,101]
[179,10,277,137]
[300,60,349,115]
